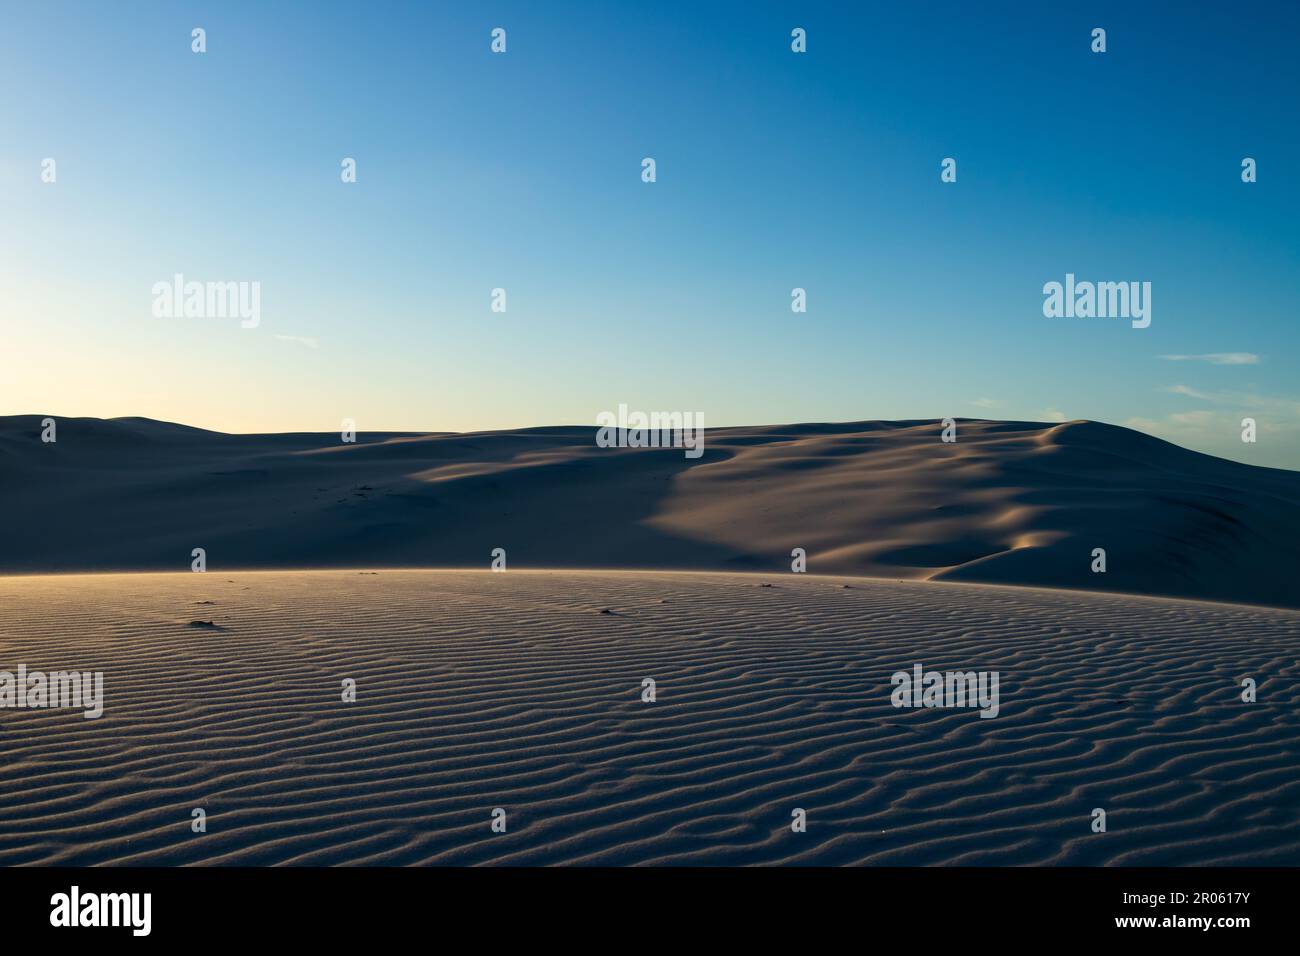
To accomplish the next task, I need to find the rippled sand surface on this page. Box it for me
[0,570,1296,865]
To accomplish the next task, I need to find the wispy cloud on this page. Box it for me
[1127,410,1300,463]
[1129,383,1300,465]
[1169,410,1216,425]
[1163,384,1300,413]
[1167,384,1212,400]
[969,398,1002,409]
[274,335,319,349]
[1158,352,1259,365]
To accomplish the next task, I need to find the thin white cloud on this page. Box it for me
[1158,352,1259,365]
[274,335,319,349]
[1123,410,1300,468]
[1163,385,1300,414]
[969,398,1002,409]
[1169,410,1216,425]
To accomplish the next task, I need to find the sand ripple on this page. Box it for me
[0,570,1295,865]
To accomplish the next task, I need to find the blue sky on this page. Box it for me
[2,1,1297,467]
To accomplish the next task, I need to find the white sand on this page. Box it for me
[1,570,1295,866]
[2,416,1296,607]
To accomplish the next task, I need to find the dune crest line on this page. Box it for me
[2,416,1297,607]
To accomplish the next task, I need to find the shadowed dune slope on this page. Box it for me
[0,570,1297,866]
[1,415,1297,606]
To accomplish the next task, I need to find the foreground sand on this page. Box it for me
[1,569,1296,866]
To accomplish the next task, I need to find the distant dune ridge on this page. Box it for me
[1,415,1297,607]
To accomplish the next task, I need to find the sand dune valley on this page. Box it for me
[1,416,1298,865]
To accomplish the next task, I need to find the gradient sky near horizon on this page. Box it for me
[3,1,1298,467]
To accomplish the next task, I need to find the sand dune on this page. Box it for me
[1,415,1297,607]
[0,569,1296,866]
